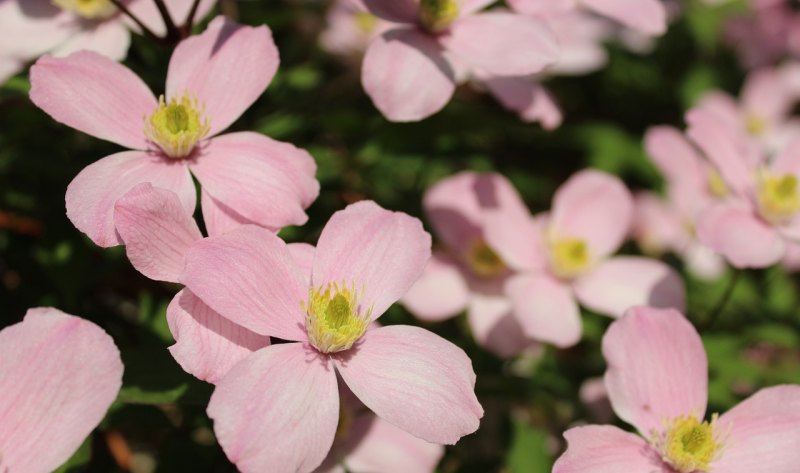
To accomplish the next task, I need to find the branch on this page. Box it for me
[108,0,163,44]
[181,0,203,36]
[152,0,181,43]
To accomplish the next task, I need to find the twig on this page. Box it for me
[701,269,742,329]
[219,0,239,21]
[108,0,164,44]
[181,0,204,36]
[152,0,181,43]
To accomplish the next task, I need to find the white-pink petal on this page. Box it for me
[581,0,667,35]
[343,415,444,473]
[552,425,670,473]
[51,19,130,61]
[697,204,786,268]
[506,273,582,348]
[467,293,535,358]
[401,253,470,322]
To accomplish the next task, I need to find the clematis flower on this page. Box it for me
[553,306,800,473]
[482,169,685,347]
[0,307,123,473]
[29,16,319,247]
[359,0,559,121]
[180,200,483,473]
[319,0,389,60]
[506,0,667,36]
[0,0,215,83]
[401,171,539,358]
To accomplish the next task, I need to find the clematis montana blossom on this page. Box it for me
[0,307,123,473]
[507,0,667,36]
[0,0,215,83]
[553,306,800,473]
[320,0,389,60]
[359,0,559,121]
[180,200,483,473]
[29,16,319,247]
[483,169,685,347]
[401,171,538,358]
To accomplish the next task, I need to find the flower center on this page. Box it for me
[303,282,371,354]
[419,0,459,32]
[52,0,116,19]
[144,94,210,159]
[756,170,800,223]
[654,414,726,473]
[354,11,377,34]
[745,113,767,136]
[466,240,506,278]
[549,237,591,279]
[707,169,729,199]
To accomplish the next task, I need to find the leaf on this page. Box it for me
[506,420,554,473]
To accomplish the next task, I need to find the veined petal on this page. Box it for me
[696,204,785,268]
[401,253,470,322]
[506,273,582,348]
[553,425,671,473]
[51,19,130,61]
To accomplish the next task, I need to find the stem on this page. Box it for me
[152,0,181,43]
[108,0,163,44]
[219,0,239,21]
[181,0,203,36]
[702,269,742,329]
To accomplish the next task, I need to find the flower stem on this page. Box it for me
[152,0,181,43]
[701,269,742,329]
[181,0,203,36]
[108,0,163,44]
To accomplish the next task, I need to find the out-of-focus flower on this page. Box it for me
[553,306,800,473]
[507,0,667,36]
[0,0,215,83]
[359,0,558,121]
[180,201,482,473]
[0,307,123,473]
[319,0,389,60]
[725,0,800,69]
[29,17,319,247]
[401,172,539,358]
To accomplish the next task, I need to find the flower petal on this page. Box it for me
[484,77,563,129]
[312,201,431,319]
[114,183,202,283]
[506,273,582,348]
[0,308,123,473]
[401,253,470,322]
[29,51,156,149]
[644,126,706,190]
[208,343,339,473]
[167,289,270,385]
[581,0,667,35]
[288,242,316,285]
[334,325,482,444]
[573,257,686,318]
[126,0,217,37]
[166,17,279,136]
[181,225,308,341]
[713,385,800,473]
[200,189,250,237]
[65,151,195,248]
[602,307,707,436]
[0,0,72,58]
[467,293,536,358]
[190,132,319,230]
[443,12,558,76]
[362,28,456,122]
[696,204,786,268]
[51,19,130,61]
[553,425,670,473]
[344,415,445,473]
[360,0,419,23]
[550,170,633,259]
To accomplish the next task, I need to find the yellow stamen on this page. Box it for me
[52,0,116,19]
[745,113,767,137]
[549,237,591,279]
[466,240,506,278]
[354,12,377,34]
[653,414,727,473]
[303,281,371,354]
[757,170,800,223]
[707,169,729,199]
[419,0,459,32]
[144,94,210,159]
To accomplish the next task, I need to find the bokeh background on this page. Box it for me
[2,0,800,471]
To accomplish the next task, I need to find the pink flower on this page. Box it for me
[319,0,390,60]
[0,307,123,473]
[179,200,483,472]
[553,306,800,473]
[507,0,667,36]
[483,169,685,347]
[29,16,319,247]
[359,0,558,121]
[401,171,539,358]
[0,0,215,83]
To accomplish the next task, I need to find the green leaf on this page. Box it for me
[506,420,553,473]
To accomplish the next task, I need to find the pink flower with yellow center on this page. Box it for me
[29,16,319,247]
[554,306,800,473]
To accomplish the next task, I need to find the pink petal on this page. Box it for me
[485,77,563,129]
[200,189,250,237]
[181,225,308,341]
[51,19,130,61]
[741,68,792,123]
[443,12,558,76]
[126,0,217,37]
[552,425,670,473]
[114,183,202,283]
[334,325,483,444]
[0,308,123,473]
[190,132,319,230]
[312,201,431,320]
[208,343,339,473]
[344,415,445,473]
[581,0,667,35]
[506,273,582,348]
[483,210,548,272]
[644,126,706,190]
[166,17,279,136]
[360,0,419,23]
[632,192,687,255]
[696,204,786,268]
[550,170,633,259]
[29,51,156,149]
[714,385,800,473]
[288,242,316,284]
[457,0,496,16]
[0,0,72,58]
[167,289,270,385]
[65,151,195,248]
[362,28,456,122]
[770,135,800,177]
[573,257,686,318]
[507,0,576,15]
[401,253,470,322]
[467,293,538,358]
[602,307,707,436]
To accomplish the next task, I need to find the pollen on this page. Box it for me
[756,170,800,223]
[354,12,377,34]
[466,240,506,278]
[745,113,767,137]
[52,0,116,19]
[707,169,729,199]
[303,282,371,354]
[419,0,459,32]
[144,94,210,159]
[654,414,727,473]
[549,237,591,279]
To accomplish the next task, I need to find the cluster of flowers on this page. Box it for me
[2,0,800,472]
